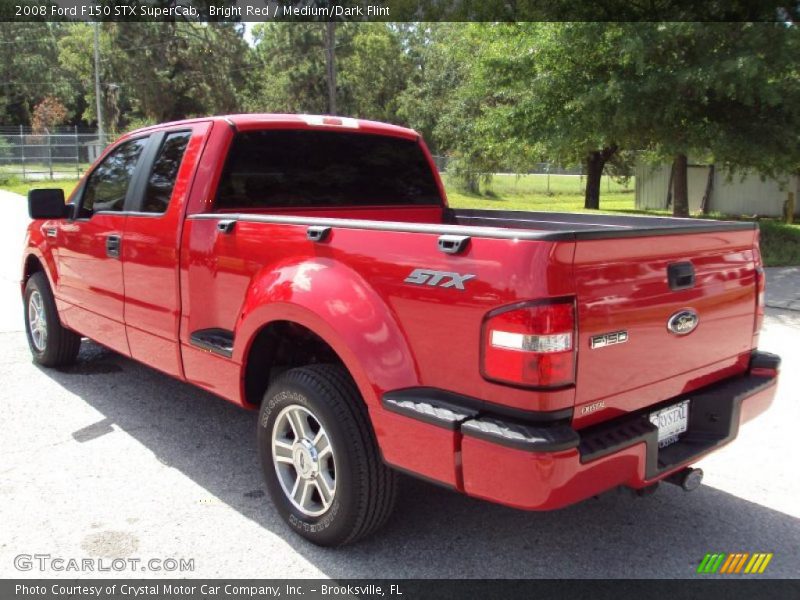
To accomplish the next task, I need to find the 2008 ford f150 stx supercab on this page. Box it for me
[22,114,780,546]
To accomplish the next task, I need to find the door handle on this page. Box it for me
[106,235,121,259]
[217,219,236,234]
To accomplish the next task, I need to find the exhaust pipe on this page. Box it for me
[666,467,703,492]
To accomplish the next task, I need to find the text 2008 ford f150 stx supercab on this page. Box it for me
[22,114,780,546]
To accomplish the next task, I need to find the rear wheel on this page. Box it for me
[24,272,81,367]
[257,364,397,546]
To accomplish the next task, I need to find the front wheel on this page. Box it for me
[24,272,81,367]
[257,365,397,546]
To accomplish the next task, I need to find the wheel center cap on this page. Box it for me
[292,439,319,479]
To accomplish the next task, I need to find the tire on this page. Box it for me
[24,272,81,367]
[257,364,397,546]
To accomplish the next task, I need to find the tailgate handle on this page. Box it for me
[668,262,695,290]
[438,235,470,255]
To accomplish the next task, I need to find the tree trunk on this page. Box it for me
[672,153,689,217]
[584,152,602,210]
[462,173,480,195]
[665,163,674,208]
[583,145,617,210]
[324,22,337,115]
[700,163,714,215]
[784,191,795,224]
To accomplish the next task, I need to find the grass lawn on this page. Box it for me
[0,163,90,176]
[2,174,797,266]
[757,220,800,267]
[1,178,80,198]
[446,173,636,213]
[444,174,799,267]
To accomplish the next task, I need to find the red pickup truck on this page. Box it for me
[22,114,780,546]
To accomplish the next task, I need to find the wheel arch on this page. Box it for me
[234,258,420,410]
[21,248,58,295]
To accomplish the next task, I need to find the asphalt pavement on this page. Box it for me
[1,189,798,579]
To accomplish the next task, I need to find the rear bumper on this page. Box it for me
[376,351,779,510]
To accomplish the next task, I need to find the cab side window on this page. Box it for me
[141,131,191,214]
[82,138,148,214]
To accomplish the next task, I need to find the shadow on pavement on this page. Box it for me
[39,341,800,579]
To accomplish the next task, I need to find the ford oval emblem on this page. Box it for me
[667,309,699,336]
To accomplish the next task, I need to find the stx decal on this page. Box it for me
[404,269,476,290]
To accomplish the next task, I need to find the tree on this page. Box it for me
[58,22,251,130]
[397,24,502,193]
[246,23,336,114]
[0,23,75,125]
[324,21,337,115]
[443,22,800,214]
[248,23,411,123]
[31,96,68,133]
[458,23,657,208]
[612,23,800,216]
[339,24,411,122]
[109,22,250,123]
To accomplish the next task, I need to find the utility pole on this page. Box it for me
[324,21,337,115]
[93,22,105,147]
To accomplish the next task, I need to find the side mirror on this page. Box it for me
[28,189,69,219]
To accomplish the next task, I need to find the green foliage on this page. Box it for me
[757,220,800,267]
[608,23,800,178]
[2,22,799,218]
[245,23,411,121]
[0,136,12,159]
[31,22,251,131]
[0,23,75,125]
[0,173,20,187]
[398,23,509,189]
[245,23,341,114]
[429,22,800,212]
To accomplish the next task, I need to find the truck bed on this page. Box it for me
[205,207,756,240]
[446,208,756,238]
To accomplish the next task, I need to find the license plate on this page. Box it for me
[649,400,690,448]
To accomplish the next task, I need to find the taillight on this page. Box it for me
[755,265,765,335]
[754,233,765,336]
[481,299,576,388]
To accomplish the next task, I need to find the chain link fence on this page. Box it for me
[433,157,584,176]
[0,126,107,181]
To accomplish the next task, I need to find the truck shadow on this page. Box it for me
[41,341,800,578]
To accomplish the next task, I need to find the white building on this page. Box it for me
[635,160,799,217]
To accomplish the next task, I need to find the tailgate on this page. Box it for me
[572,229,758,427]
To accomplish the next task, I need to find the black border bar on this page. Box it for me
[3,579,799,600]
[2,1,798,23]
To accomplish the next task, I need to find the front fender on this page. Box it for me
[21,223,59,294]
[233,258,419,408]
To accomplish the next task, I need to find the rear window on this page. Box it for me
[215,129,442,209]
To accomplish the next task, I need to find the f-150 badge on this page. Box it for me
[590,330,629,349]
[404,269,475,290]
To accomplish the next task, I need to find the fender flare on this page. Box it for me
[232,258,420,408]
[21,246,58,293]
